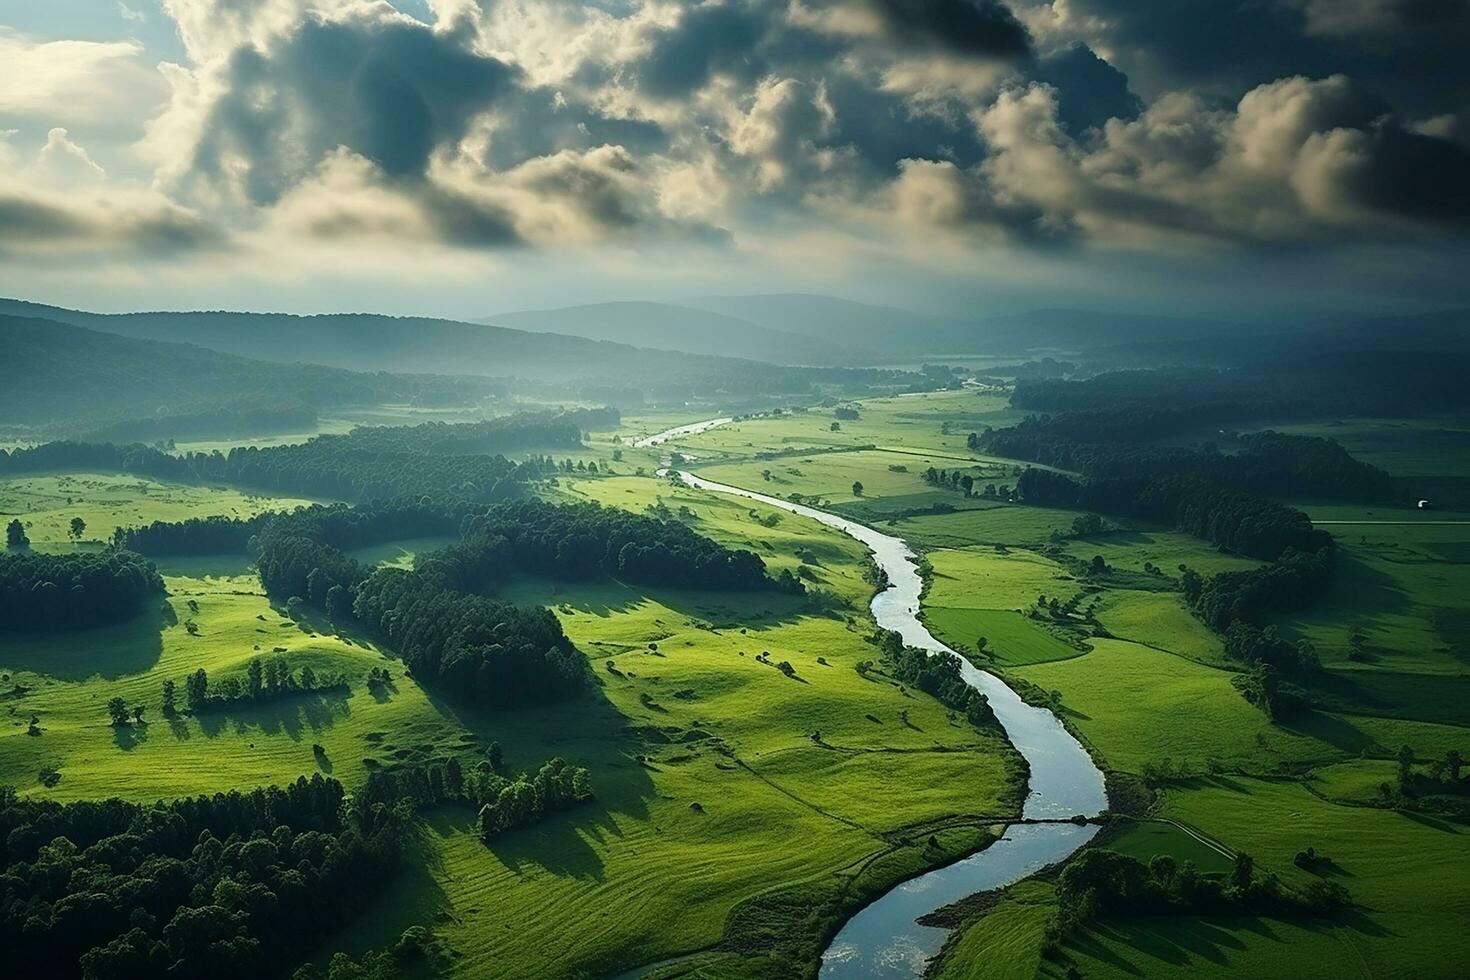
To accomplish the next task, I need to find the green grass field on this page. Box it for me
[1079,776,1470,980]
[2,464,1026,979]
[7,392,1470,980]
[0,472,319,552]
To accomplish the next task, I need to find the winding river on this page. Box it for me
[633,417,734,448]
[656,441,1106,977]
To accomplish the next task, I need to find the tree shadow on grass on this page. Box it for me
[112,721,148,750]
[1399,809,1462,834]
[0,604,167,681]
[482,805,610,882]
[1279,711,1378,755]
[421,684,658,835]
[193,690,353,742]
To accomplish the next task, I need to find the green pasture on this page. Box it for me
[0,473,318,552]
[0,569,445,801]
[932,878,1057,980]
[1013,639,1338,773]
[1102,821,1233,874]
[2,463,1026,979]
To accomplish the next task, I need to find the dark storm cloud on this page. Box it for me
[638,2,772,97]
[860,0,1031,58]
[1060,0,1470,114]
[190,14,517,204]
[1030,44,1142,137]
[0,191,220,256]
[1317,122,1470,228]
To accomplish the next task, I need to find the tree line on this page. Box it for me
[353,756,594,841]
[178,657,349,713]
[463,498,803,594]
[869,629,996,728]
[0,550,163,632]
[1055,845,1350,937]
[0,408,612,504]
[1017,469,1331,562]
[979,420,1394,500]
[0,775,406,980]
[1011,353,1470,419]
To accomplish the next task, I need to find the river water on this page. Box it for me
[633,417,734,448]
[666,464,1107,978]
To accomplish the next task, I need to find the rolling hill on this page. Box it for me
[0,314,507,439]
[478,301,871,364]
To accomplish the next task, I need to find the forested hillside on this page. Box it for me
[0,314,506,439]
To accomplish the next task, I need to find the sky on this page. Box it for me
[1,0,1468,320]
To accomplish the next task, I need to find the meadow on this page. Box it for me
[0,472,319,551]
[1,463,1026,979]
[5,386,1468,980]
[655,394,1470,980]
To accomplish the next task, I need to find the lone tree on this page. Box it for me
[851,481,864,497]
[69,517,86,542]
[106,697,130,727]
[161,679,177,716]
[6,519,28,550]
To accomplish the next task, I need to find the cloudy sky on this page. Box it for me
[1,0,1468,318]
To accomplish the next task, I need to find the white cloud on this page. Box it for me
[0,30,165,124]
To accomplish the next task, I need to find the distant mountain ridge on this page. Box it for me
[0,313,506,438]
[478,301,871,365]
[684,294,1250,355]
[0,297,734,381]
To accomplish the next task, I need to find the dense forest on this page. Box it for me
[351,567,586,709]
[978,422,1395,499]
[1017,470,1331,562]
[0,550,164,632]
[464,498,803,593]
[0,409,608,503]
[1012,354,1470,417]
[0,776,407,980]
[0,313,510,440]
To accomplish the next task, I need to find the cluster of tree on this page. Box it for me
[80,400,319,446]
[178,659,348,713]
[921,467,1003,498]
[978,418,1394,500]
[464,498,801,593]
[476,758,594,838]
[1181,547,1336,632]
[255,535,366,615]
[115,499,471,557]
[1012,353,1470,420]
[0,550,163,632]
[352,754,593,841]
[1018,470,1330,562]
[0,409,607,504]
[351,568,586,709]
[1055,847,1351,934]
[873,630,995,727]
[0,775,407,980]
